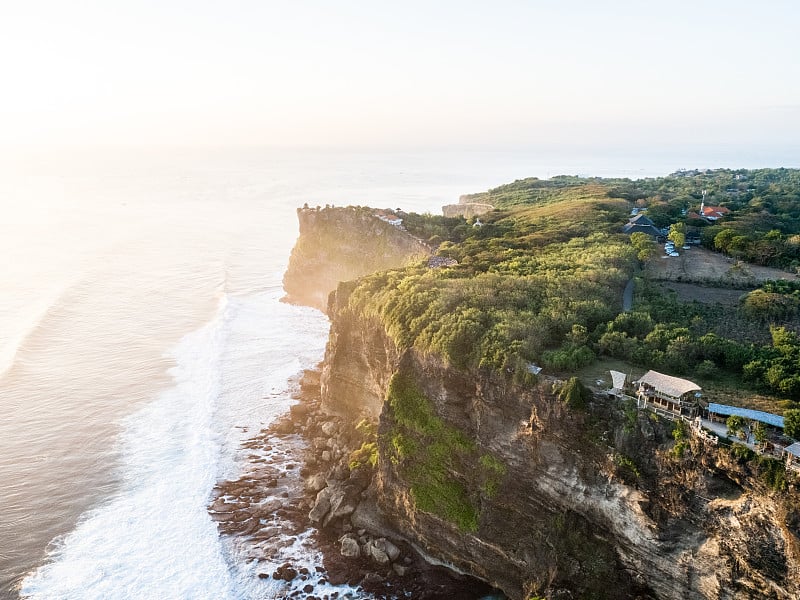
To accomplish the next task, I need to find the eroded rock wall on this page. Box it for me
[319,283,800,599]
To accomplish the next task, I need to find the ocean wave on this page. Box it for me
[19,291,330,600]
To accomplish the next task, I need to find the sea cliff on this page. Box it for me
[282,206,430,313]
[284,197,800,599]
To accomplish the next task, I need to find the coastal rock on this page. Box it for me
[363,539,390,565]
[373,538,401,562]
[308,487,333,524]
[322,484,360,528]
[290,402,311,419]
[304,473,327,494]
[339,534,360,558]
[321,421,338,437]
[282,206,430,313]
[273,563,297,582]
[315,282,800,599]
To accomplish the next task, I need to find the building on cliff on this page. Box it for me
[635,370,701,417]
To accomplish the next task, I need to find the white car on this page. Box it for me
[669,251,679,257]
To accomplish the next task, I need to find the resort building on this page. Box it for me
[635,370,701,417]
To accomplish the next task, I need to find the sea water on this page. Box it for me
[1,145,795,599]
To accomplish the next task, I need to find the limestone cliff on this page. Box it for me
[441,199,494,219]
[317,281,800,600]
[282,206,430,313]
[284,203,800,600]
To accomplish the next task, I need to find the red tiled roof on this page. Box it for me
[701,206,731,218]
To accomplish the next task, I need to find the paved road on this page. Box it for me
[622,279,634,311]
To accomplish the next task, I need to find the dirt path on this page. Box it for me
[622,279,634,311]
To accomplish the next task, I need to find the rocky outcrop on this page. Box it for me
[282,206,430,313]
[316,282,800,600]
[441,200,494,219]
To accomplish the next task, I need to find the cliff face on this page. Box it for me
[282,206,430,313]
[441,200,494,219]
[319,283,800,600]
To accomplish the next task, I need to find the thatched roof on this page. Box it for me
[635,370,700,398]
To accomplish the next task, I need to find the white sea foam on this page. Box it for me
[20,288,330,600]
[20,296,236,599]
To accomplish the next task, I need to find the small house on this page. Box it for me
[635,370,701,416]
[699,204,731,221]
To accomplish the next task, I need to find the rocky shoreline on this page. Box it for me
[209,369,500,600]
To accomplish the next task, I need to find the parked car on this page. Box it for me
[669,251,679,257]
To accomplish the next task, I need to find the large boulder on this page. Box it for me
[374,538,401,562]
[340,534,361,558]
[304,473,327,494]
[363,539,393,565]
[322,484,360,528]
[308,487,333,524]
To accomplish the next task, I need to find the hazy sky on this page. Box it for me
[1,0,798,150]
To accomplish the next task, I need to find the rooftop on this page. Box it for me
[785,442,800,457]
[635,370,701,398]
[707,403,784,429]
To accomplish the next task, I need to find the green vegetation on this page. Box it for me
[785,409,800,439]
[464,168,800,268]
[478,454,507,497]
[337,169,800,417]
[556,377,592,410]
[730,443,756,463]
[630,232,659,262]
[349,442,378,469]
[667,222,686,248]
[726,415,748,440]
[671,420,690,458]
[757,456,788,492]
[728,444,789,492]
[346,188,635,376]
[385,372,506,531]
[614,454,641,481]
[401,212,470,247]
[349,418,379,469]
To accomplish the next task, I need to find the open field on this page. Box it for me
[645,246,799,287]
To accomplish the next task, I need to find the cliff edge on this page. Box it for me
[282,206,430,313]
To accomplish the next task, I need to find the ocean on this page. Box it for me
[0,145,796,599]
